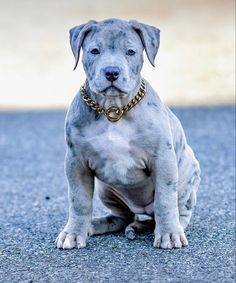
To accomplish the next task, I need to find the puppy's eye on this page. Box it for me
[126,49,136,56]
[90,48,100,55]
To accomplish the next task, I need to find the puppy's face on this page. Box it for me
[70,19,160,97]
[82,22,144,97]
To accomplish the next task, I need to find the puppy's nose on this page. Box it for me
[104,67,120,82]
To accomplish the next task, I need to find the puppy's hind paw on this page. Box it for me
[125,226,136,240]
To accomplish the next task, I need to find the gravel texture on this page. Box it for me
[0,107,235,283]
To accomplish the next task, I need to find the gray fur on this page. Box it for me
[55,18,200,250]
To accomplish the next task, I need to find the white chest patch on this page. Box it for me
[84,122,146,185]
[108,130,124,143]
[101,129,135,175]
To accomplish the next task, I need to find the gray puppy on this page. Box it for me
[55,18,200,249]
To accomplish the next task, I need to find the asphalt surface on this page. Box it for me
[0,107,235,283]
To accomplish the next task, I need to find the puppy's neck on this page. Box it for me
[85,78,142,109]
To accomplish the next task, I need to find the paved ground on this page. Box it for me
[0,107,235,283]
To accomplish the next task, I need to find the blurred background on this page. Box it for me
[0,0,235,110]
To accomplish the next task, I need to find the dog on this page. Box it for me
[55,18,200,249]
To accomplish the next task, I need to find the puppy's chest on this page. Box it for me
[84,125,149,186]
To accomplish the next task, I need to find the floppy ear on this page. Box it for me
[129,20,160,67]
[69,20,97,70]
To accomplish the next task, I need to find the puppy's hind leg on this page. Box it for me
[125,215,155,240]
[90,215,128,236]
[90,187,134,236]
[178,172,200,230]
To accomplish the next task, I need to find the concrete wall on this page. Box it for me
[0,0,235,109]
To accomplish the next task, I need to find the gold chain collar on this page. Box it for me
[80,79,146,122]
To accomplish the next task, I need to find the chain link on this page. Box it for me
[80,79,146,122]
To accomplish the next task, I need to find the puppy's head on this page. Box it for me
[70,19,160,97]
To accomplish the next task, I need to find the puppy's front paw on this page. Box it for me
[153,225,188,249]
[55,229,87,250]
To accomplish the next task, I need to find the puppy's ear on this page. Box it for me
[129,20,160,67]
[69,20,97,70]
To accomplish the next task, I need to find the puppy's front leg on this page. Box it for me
[153,139,188,249]
[56,152,94,249]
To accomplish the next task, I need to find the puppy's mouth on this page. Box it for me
[101,85,127,97]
